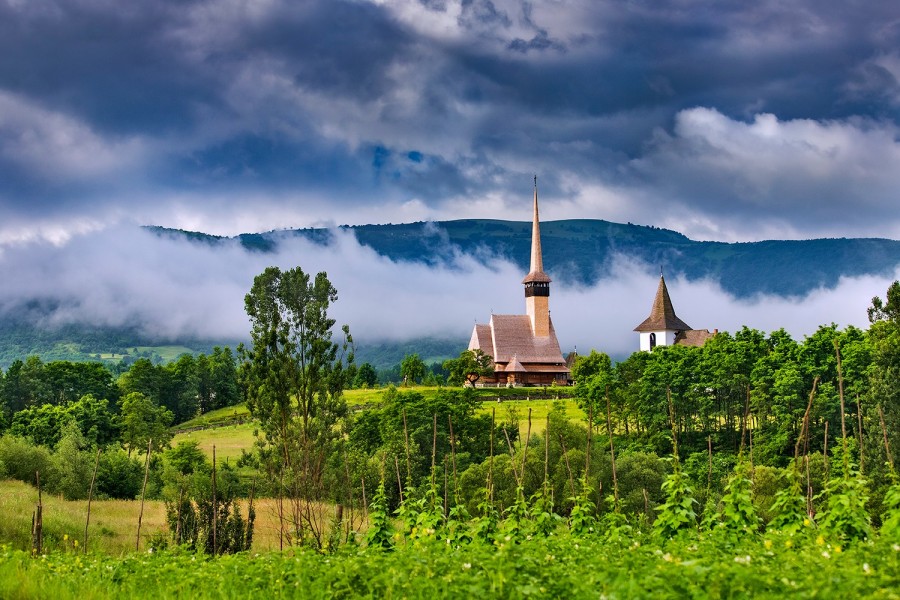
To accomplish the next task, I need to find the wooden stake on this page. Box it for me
[278,468,284,551]
[558,434,575,498]
[666,387,679,463]
[246,481,256,550]
[212,445,217,554]
[503,428,522,487]
[489,407,495,504]
[879,404,895,474]
[856,394,865,476]
[606,387,619,505]
[136,438,152,552]
[544,414,550,495]
[431,413,437,493]
[740,385,750,457]
[443,457,449,519]
[521,407,532,486]
[794,377,819,461]
[360,476,368,524]
[343,454,356,536]
[448,415,459,500]
[834,339,849,476]
[585,405,593,478]
[32,471,43,556]
[402,408,412,485]
[83,448,101,553]
[394,455,404,503]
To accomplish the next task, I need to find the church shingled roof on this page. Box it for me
[675,329,714,347]
[633,275,692,332]
[505,354,527,373]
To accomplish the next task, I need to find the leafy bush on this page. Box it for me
[0,434,54,486]
[96,449,144,499]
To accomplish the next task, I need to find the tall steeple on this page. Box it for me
[523,176,552,337]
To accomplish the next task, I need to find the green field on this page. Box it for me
[174,404,252,431]
[171,424,257,463]
[171,389,582,463]
[131,345,198,362]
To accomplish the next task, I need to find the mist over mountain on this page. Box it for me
[152,219,900,299]
[1,219,898,369]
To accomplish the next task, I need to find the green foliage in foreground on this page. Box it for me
[2,532,899,599]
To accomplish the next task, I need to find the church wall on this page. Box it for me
[639,330,677,352]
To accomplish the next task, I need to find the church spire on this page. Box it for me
[522,176,551,286]
[633,273,692,333]
[530,175,544,275]
[523,176,551,337]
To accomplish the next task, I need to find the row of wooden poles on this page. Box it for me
[31,439,227,555]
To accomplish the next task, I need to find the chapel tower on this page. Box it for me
[633,272,715,351]
[522,176,552,337]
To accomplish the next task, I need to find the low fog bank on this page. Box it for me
[0,225,892,359]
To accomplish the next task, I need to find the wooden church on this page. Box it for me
[468,178,570,386]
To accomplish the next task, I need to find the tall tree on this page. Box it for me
[400,353,427,386]
[444,349,494,387]
[43,361,119,406]
[208,347,240,410]
[118,391,173,456]
[353,362,378,389]
[239,266,353,548]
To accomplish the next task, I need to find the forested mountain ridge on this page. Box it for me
[2,219,898,369]
[149,219,900,298]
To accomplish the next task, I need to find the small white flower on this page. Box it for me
[822,551,830,559]
[462,563,472,570]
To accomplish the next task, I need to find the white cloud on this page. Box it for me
[627,108,900,241]
[0,91,145,181]
[0,225,889,361]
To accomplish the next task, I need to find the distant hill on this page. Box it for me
[3,219,898,370]
[150,220,900,298]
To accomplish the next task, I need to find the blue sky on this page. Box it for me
[1,0,899,353]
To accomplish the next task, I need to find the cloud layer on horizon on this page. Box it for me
[1,0,899,245]
[0,226,888,360]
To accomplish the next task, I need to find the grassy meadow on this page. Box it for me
[170,386,582,464]
[0,479,337,555]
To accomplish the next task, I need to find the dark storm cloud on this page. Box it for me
[0,0,899,243]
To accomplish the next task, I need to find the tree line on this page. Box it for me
[2,265,900,555]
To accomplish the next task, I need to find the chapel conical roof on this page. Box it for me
[633,274,691,332]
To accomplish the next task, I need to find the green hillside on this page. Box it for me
[150,219,900,298]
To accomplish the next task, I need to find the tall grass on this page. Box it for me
[0,479,336,554]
